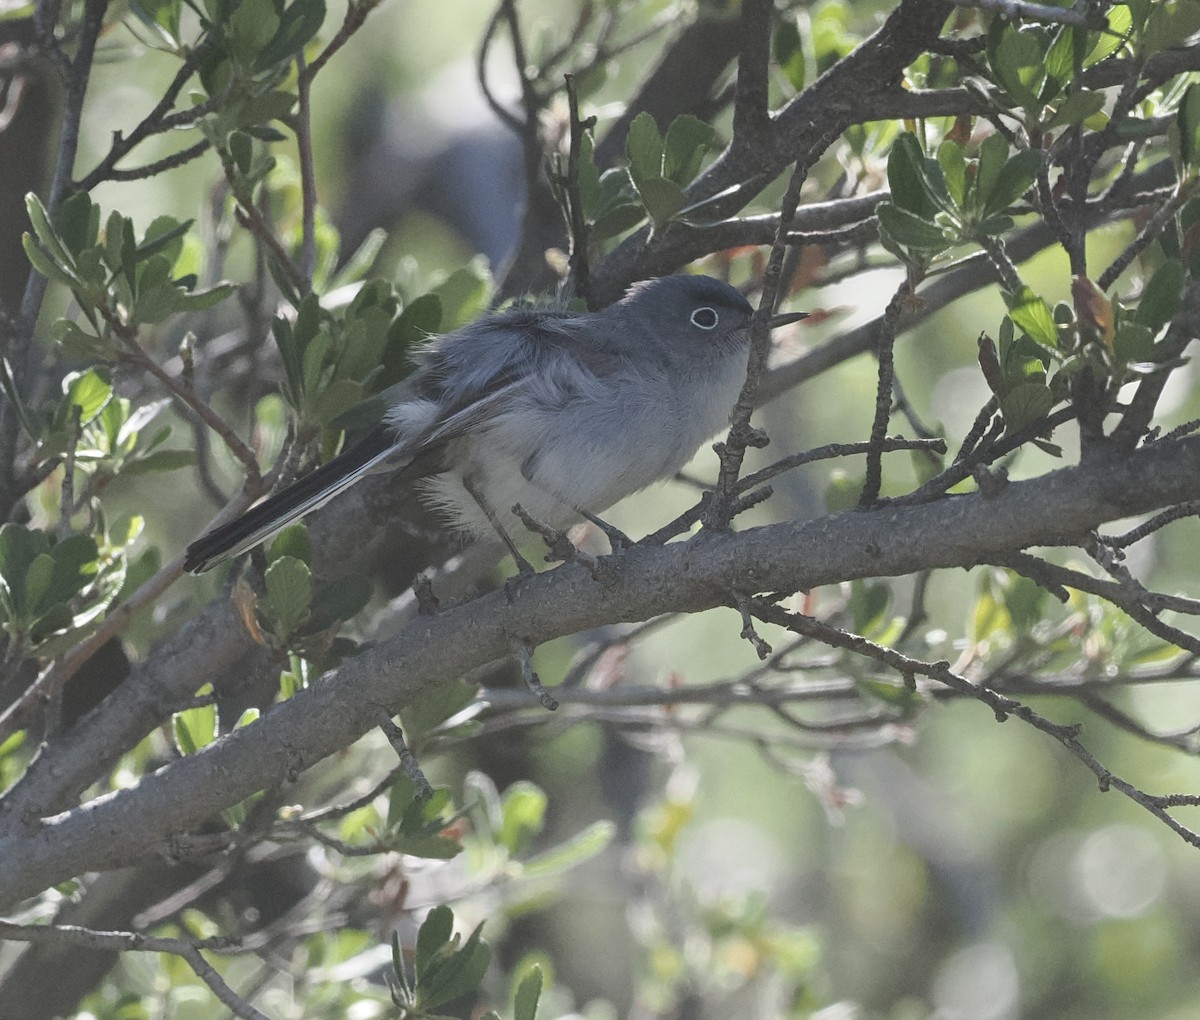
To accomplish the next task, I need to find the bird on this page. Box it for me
[184,274,806,574]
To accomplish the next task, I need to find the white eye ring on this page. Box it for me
[690,306,719,330]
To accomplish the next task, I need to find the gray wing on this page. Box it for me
[403,307,629,446]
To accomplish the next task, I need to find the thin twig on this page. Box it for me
[19,0,109,335]
[561,73,594,307]
[294,52,317,286]
[117,330,261,480]
[509,637,560,711]
[0,920,268,1020]
[302,0,385,83]
[1097,180,1192,292]
[752,600,1200,849]
[102,139,213,182]
[860,275,917,507]
[705,159,810,529]
[75,37,218,191]
[377,712,433,799]
[1101,500,1200,549]
[736,437,947,494]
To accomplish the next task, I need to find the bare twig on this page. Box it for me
[561,73,595,307]
[752,601,1200,849]
[1098,180,1192,292]
[0,920,268,1020]
[294,52,317,285]
[705,159,811,529]
[377,713,433,799]
[860,274,917,507]
[509,637,560,711]
[302,0,385,83]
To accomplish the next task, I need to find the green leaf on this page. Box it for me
[0,2,36,20]
[22,235,80,290]
[388,292,442,352]
[990,25,1047,109]
[273,316,302,404]
[662,114,716,186]
[1005,286,1060,349]
[42,534,100,608]
[116,399,169,451]
[123,448,196,475]
[29,603,74,642]
[849,579,890,634]
[981,150,1042,218]
[63,369,114,426]
[937,140,966,208]
[229,0,280,63]
[823,470,862,513]
[590,200,645,240]
[1043,26,1083,89]
[1087,3,1132,64]
[237,90,298,129]
[0,523,42,619]
[128,0,182,46]
[310,378,363,427]
[264,555,312,636]
[0,357,39,441]
[52,321,116,363]
[975,214,1015,237]
[56,191,97,256]
[402,675,479,742]
[858,677,920,710]
[415,905,454,981]
[330,228,386,290]
[887,133,935,217]
[625,111,664,186]
[1000,380,1055,432]
[499,781,547,855]
[300,325,334,401]
[974,134,1009,219]
[307,574,372,628]
[584,163,638,220]
[25,193,75,272]
[876,202,949,252]
[513,966,543,1020]
[430,260,492,331]
[419,923,491,1010]
[1177,82,1200,168]
[522,820,615,879]
[1045,89,1107,129]
[173,281,235,313]
[268,524,312,566]
[1135,258,1184,332]
[173,687,217,756]
[773,17,805,91]
[134,283,182,325]
[633,175,686,230]
[22,554,54,617]
[256,0,327,69]
[1142,0,1200,57]
[1114,321,1156,362]
[138,216,192,265]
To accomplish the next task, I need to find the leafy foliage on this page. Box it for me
[7,0,1200,1018]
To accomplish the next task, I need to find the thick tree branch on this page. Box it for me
[6,435,1200,907]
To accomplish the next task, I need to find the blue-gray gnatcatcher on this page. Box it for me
[184,274,806,573]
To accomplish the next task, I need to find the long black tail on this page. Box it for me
[184,425,404,573]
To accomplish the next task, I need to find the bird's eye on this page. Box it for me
[690,306,719,330]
